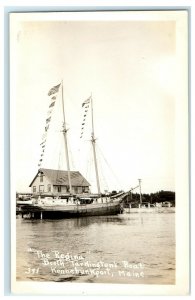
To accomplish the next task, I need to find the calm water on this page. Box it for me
[16,211,175,284]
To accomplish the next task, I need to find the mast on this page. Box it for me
[61,80,72,194]
[90,95,101,195]
[138,178,142,204]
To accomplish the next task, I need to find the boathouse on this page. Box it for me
[29,168,90,195]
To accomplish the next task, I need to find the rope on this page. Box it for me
[96,143,122,188]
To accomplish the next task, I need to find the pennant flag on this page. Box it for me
[45,125,49,132]
[37,83,60,167]
[42,132,47,139]
[48,83,61,96]
[49,101,55,108]
[47,109,53,117]
[82,97,91,107]
[80,95,92,138]
[40,140,46,146]
[46,116,51,123]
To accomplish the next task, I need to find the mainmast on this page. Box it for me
[61,81,72,194]
[90,96,101,196]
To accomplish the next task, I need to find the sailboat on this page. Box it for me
[19,82,129,219]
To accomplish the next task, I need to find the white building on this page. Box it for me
[29,168,90,195]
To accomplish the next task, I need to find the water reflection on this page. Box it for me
[19,214,129,229]
[19,213,148,228]
[17,212,175,284]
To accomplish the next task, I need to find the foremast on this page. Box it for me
[61,80,73,194]
[90,95,101,196]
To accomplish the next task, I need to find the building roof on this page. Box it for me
[29,168,90,187]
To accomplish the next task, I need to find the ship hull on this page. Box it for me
[17,201,123,219]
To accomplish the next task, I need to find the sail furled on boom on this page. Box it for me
[37,83,61,168]
[80,96,91,139]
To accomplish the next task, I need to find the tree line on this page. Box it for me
[122,190,175,206]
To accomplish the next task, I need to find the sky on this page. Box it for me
[10,11,187,194]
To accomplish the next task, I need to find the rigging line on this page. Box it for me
[56,151,62,183]
[85,143,96,191]
[85,142,93,181]
[96,144,122,188]
[62,89,82,135]
[57,138,63,171]
[48,130,62,169]
[96,150,109,192]
[92,142,109,191]
[69,143,75,170]
[77,142,91,186]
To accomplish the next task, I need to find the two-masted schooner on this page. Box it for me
[18,82,128,218]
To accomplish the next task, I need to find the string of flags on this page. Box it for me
[37,83,61,168]
[80,96,91,139]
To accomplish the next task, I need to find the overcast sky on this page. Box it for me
[11,11,187,194]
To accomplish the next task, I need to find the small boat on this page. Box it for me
[16,194,33,206]
[19,82,128,219]
[17,199,33,205]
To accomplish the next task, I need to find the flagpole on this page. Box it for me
[61,80,73,194]
[90,95,101,196]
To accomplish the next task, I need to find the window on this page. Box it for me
[39,185,44,192]
[33,186,36,193]
[61,186,67,193]
[82,187,89,193]
[47,184,51,192]
[77,187,82,194]
[57,186,61,193]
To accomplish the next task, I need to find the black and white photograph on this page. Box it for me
[10,10,189,295]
